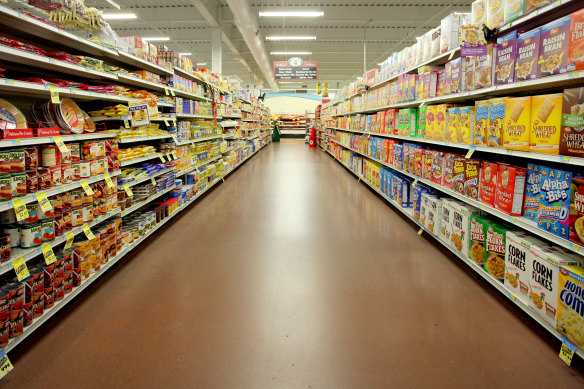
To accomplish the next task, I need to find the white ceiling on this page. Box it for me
[102,0,474,90]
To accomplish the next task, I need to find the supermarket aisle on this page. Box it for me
[4,141,584,388]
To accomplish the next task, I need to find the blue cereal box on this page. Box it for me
[392,143,403,169]
[537,167,573,240]
[524,163,543,221]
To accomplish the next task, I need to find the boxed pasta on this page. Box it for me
[446,107,459,143]
[443,152,455,189]
[458,106,475,144]
[530,93,563,154]
[538,167,575,240]
[569,175,584,246]
[479,161,498,207]
[451,202,481,258]
[524,163,543,221]
[537,15,571,78]
[495,163,527,216]
[515,27,540,81]
[469,214,491,265]
[505,232,545,305]
[488,97,506,147]
[503,96,531,151]
[529,245,582,327]
[504,0,525,25]
[440,198,458,243]
[558,264,584,350]
[452,155,466,195]
[560,87,584,158]
[487,0,504,30]
[568,9,584,72]
[495,30,519,85]
[472,0,487,25]
[474,99,489,145]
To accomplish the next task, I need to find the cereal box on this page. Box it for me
[393,143,403,169]
[525,0,553,16]
[475,43,493,89]
[530,93,563,154]
[440,198,457,244]
[486,0,504,30]
[426,105,436,140]
[435,104,452,141]
[463,56,477,92]
[452,155,466,195]
[504,0,525,25]
[479,161,498,207]
[463,159,480,200]
[417,105,427,138]
[568,9,584,72]
[426,196,443,235]
[444,62,452,96]
[537,15,571,78]
[446,107,459,143]
[560,87,584,158]
[431,151,444,186]
[485,221,516,281]
[488,97,505,147]
[469,214,491,265]
[443,153,455,189]
[458,106,475,144]
[474,99,489,145]
[569,175,584,246]
[515,28,541,81]
[450,58,462,94]
[529,245,582,327]
[420,193,430,226]
[524,163,543,221]
[495,31,519,85]
[451,202,481,258]
[422,150,434,181]
[503,96,531,151]
[472,0,487,25]
[413,185,433,220]
[495,163,527,216]
[505,232,545,305]
[538,167,574,240]
[557,264,584,350]
[441,13,471,54]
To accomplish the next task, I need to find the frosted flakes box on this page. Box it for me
[495,30,519,85]
[452,155,466,195]
[537,15,571,78]
[503,96,531,151]
[568,9,584,72]
[458,106,475,144]
[479,161,498,207]
[504,0,525,25]
[538,167,574,240]
[524,163,543,221]
[446,107,459,143]
[558,264,584,350]
[560,87,584,159]
[440,198,457,244]
[474,99,490,145]
[530,93,562,154]
[505,232,545,305]
[569,175,584,247]
[529,245,582,327]
[515,27,540,81]
[495,163,527,216]
[488,97,506,147]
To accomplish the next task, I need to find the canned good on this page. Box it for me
[37,200,55,219]
[10,149,25,173]
[63,275,73,295]
[11,172,27,197]
[23,301,33,327]
[9,311,23,338]
[82,191,93,207]
[61,211,72,232]
[23,147,38,170]
[82,205,94,223]
[47,166,62,186]
[53,279,64,302]
[3,282,24,320]
[89,159,100,176]
[21,203,39,224]
[41,219,55,242]
[2,225,19,247]
[37,167,52,190]
[70,189,83,208]
[0,210,15,224]
[81,141,105,159]
[41,145,60,167]
[0,290,8,323]
[0,234,10,263]
[32,294,43,318]
[29,267,44,300]
[52,193,63,213]
[19,222,42,248]
[71,162,80,181]
[61,191,72,210]
[0,151,11,176]
[25,170,38,193]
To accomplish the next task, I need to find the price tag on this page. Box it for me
[164,87,170,96]
[0,349,14,379]
[124,119,130,129]
[170,89,175,97]
[171,151,177,159]
[166,153,172,161]
[64,232,75,250]
[80,179,94,196]
[572,243,581,251]
[36,192,53,213]
[10,257,29,282]
[172,118,177,126]
[48,85,60,104]
[104,173,114,189]
[465,148,475,159]
[82,224,96,240]
[53,136,69,153]
[123,184,133,197]
[507,292,516,301]
[562,156,570,161]
[412,179,418,187]
[12,198,29,221]
[158,153,166,163]
[418,228,424,235]
[163,118,169,126]
[150,177,156,185]
[172,135,179,143]
[559,339,576,366]
[41,243,56,265]
[448,50,455,60]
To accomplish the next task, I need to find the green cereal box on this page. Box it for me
[504,0,525,26]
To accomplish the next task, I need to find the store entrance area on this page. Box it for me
[4,142,584,387]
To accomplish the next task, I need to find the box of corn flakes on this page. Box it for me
[440,198,457,244]
[558,264,584,350]
[474,99,490,145]
[469,214,491,265]
[451,202,481,258]
[503,96,531,151]
[458,106,475,144]
[530,93,563,154]
[505,232,545,305]
[446,107,459,143]
[484,221,520,281]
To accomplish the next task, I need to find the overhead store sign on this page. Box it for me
[274,58,318,80]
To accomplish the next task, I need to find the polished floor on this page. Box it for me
[5,140,584,387]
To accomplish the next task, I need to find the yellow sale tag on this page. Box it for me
[104,173,114,189]
[42,243,56,265]
[158,153,166,163]
[11,257,30,282]
[80,179,94,196]
[53,136,69,153]
[448,50,455,60]
[170,89,175,97]
[48,85,60,103]
[418,228,423,235]
[163,118,169,126]
[82,224,95,240]
[124,119,130,129]
[36,192,53,213]
[164,87,170,96]
[166,153,172,161]
[559,343,575,366]
[465,149,474,159]
[0,350,14,379]
[172,118,177,126]
[64,232,75,250]
[412,179,418,187]
[150,177,156,185]
[172,151,177,159]
[172,135,178,143]
[12,198,29,221]
[123,184,133,197]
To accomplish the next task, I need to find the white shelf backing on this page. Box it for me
[175,114,215,120]
[120,154,160,167]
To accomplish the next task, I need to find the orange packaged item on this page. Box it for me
[479,161,498,207]
[530,93,563,154]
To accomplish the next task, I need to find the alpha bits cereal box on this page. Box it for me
[537,167,574,241]
[558,264,584,350]
[530,93,562,154]
[479,161,498,207]
[537,15,571,78]
[503,96,531,151]
[515,27,541,81]
[524,163,543,221]
[495,164,527,216]
[505,232,545,305]
[560,87,584,159]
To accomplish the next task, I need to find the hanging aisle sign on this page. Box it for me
[274,57,318,81]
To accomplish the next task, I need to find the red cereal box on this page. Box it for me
[568,9,584,72]
[431,151,444,185]
[479,161,498,207]
[443,153,455,188]
[422,150,434,181]
[495,164,527,216]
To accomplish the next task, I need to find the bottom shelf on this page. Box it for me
[320,145,584,360]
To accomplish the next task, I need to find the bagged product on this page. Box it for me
[560,87,584,158]
[530,93,562,154]
[505,232,545,305]
[525,0,554,16]
[441,13,471,54]
[451,202,481,258]
[495,30,519,85]
[503,96,531,151]
[537,167,575,240]
[515,27,541,81]
[504,0,525,25]
[479,161,498,207]
[495,163,527,216]
[569,175,584,246]
[557,264,584,350]
[537,15,571,78]
[568,9,584,72]
[474,99,489,145]
[524,163,543,221]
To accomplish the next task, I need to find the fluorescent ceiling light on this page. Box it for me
[103,13,137,20]
[142,37,170,41]
[271,51,312,55]
[259,11,324,17]
[266,36,316,41]
[105,0,121,9]
[279,81,303,83]
[178,52,192,56]
[197,63,207,66]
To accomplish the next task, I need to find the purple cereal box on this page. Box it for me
[495,30,519,85]
[444,61,452,95]
[537,15,571,78]
[515,27,540,81]
[450,57,462,94]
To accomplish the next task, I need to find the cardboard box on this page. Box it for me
[431,151,445,186]
[426,105,437,140]
[472,0,486,25]
[524,163,544,221]
[426,196,443,235]
[495,31,519,85]
[452,155,465,195]
[505,232,546,305]
[530,93,563,154]
[443,153,455,189]
[463,159,480,200]
[560,87,584,158]
[504,0,525,25]
[488,97,506,147]
[435,104,452,141]
[485,221,516,281]
[474,99,490,146]
[458,106,475,144]
[475,43,493,89]
[538,167,575,240]
[557,264,584,349]
[515,27,540,81]
[537,15,571,78]
[451,202,481,258]
[479,161,498,207]
[568,9,584,72]
[422,150,434,181]
[469,214,491,265]
[495,163,527,216]
[569,175,584,247]
[450,58,462,94]
[446,107,459,143]
[440,198,457,244]
[417,105,427,138]
[486,0,504,30]
[503,96,531,151]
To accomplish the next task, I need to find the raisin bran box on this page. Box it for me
[515,27,541,81]
[524,163,543,221]
[495,163,527,216]
[560,87,584,159]
[479,161,498,207]
[495,30,519,85]
[505,232,546,305]
[537,15,571,78]
[537,167,575,241]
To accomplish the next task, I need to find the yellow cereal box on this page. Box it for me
[474,99,490,146]
[503,96,531,151]
[530,93,562,154]
[558,265,584,350]
[434,104,452,142]
[446,107,459,143]
[426,105,437,140]
[458,106,475,144]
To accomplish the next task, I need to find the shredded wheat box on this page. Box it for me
[558,264,584,350]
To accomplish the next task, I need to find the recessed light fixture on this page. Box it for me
[105,0,121,10]
[259,11,324,17]
[178,52,192,56]
[102,13,137,20]
[266,36,316,41]
[270,51,312,55]
[142,37,170,41]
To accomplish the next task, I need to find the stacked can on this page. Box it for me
[0,290,9,347]
[40,261,55,310]
[2,282,25,338]
[29,267,45,319]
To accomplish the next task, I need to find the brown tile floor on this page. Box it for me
[4,140,584,388]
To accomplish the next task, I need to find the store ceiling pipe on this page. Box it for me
[224,0,278,91]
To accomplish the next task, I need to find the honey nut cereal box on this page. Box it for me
[537,167,575,241]
[479,161,498,207]
[440,198,458,244]
[470,214,491,265]
[558,264,584,350]
[452,155,466,195]
[503,96,531,151]
[451,202,481,258]
[569,175,584,247]
[474,99,490,145]
[488,97,506,147]
[495,30,519,85]
[560,87,584,158]
[486,0,504,30]
[485,221,518,281]
[504,0,524,25]
[463,159,480,200]
[568,9,584,72]
[515,27,541,81]
[495,163,527,216]
[529,245,582,328]
[537,15,571,78]
[458,106,475,144]
[446,107,459,143]
[530,93,562,154]
[505,232,545,305]
[524,163,544,221]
